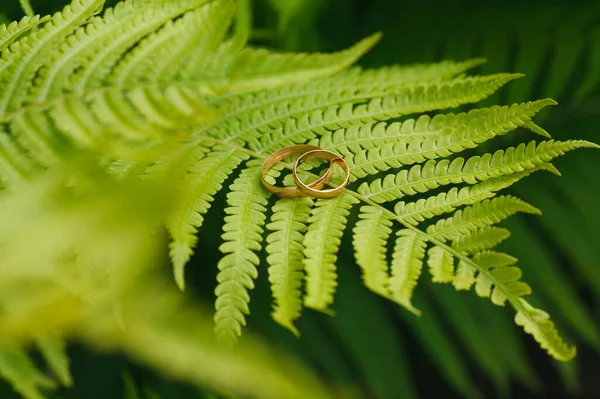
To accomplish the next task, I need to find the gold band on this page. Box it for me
[260,145,335,198]
[292,149,350,199]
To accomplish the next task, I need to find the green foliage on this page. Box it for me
[260,1,600,396]
[0,0,597,397]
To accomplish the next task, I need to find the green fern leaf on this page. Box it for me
[36,335,71,387]
[19,0,35,17]
[515,299,577,362]
[352,58,487,85]
[0,131,36,188]
[167,149,248,290]
[352,205,393,298]
[471,251,525,304]
[111,0,235,84]
[427,246,455,283]
[256,74,521,152]
[0,15,50,52]
[224,32,381,94]
[0,0,590,368]
[323,99,555,162]
[32,0,169,101]
[214,161,270,347]
[303,194,357,311]
[0,343,54,399]
[452,227,511,255]
[0,0,103,115]
[9,111,60,168]
[390,229,427,314]
[453,259,476,291]
[358,140,592,203]
[208,58,485,143]
[393,170,538,225]
[428,196,540,241]
[265,197,313,335]
[207,58,486,148]
[70,0,209,92]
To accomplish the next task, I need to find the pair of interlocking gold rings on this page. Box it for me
[260,145,350,199]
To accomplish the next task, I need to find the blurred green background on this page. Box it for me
[1,0,599,398]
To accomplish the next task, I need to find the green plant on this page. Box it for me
[0,0,597,398]
[255,2,600,396]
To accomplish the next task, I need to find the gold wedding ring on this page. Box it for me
[292,149,350,199]
[261,145,350,199]
[260,145,335,198]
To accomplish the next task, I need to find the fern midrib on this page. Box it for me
[199,136,546,342]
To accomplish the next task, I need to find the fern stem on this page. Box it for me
[347,191,543,337]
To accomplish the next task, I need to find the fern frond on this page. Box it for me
[9,112,60,168]
[358,140,594,202]
[352,58,487,85]
[427,196,540,241]
[453,227,511,255]
[222,33,381,94]
[207,58,485,143]
[393,169,539,225]
[303,194,357,311]
[255,74,522,152]
[0,0,103,115]
[207,57,484,134]
[424,238,573,360]
[70,0,209,92]
[0,343,54,399]
[390,229,426,314]
[471,251,525,304]
[111,0,235,85]
[320,99,555,158]
[177,2,237,80]
[352,205,393,298]
[0,132,37,188]
[19,0,35,17]
[515,299,577,362]
[0,0,589,372]
[214,161,270,347]
[265,197,313,335]
[0,15,50,52]
[167,149,248,290]
[32,0,149,101]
